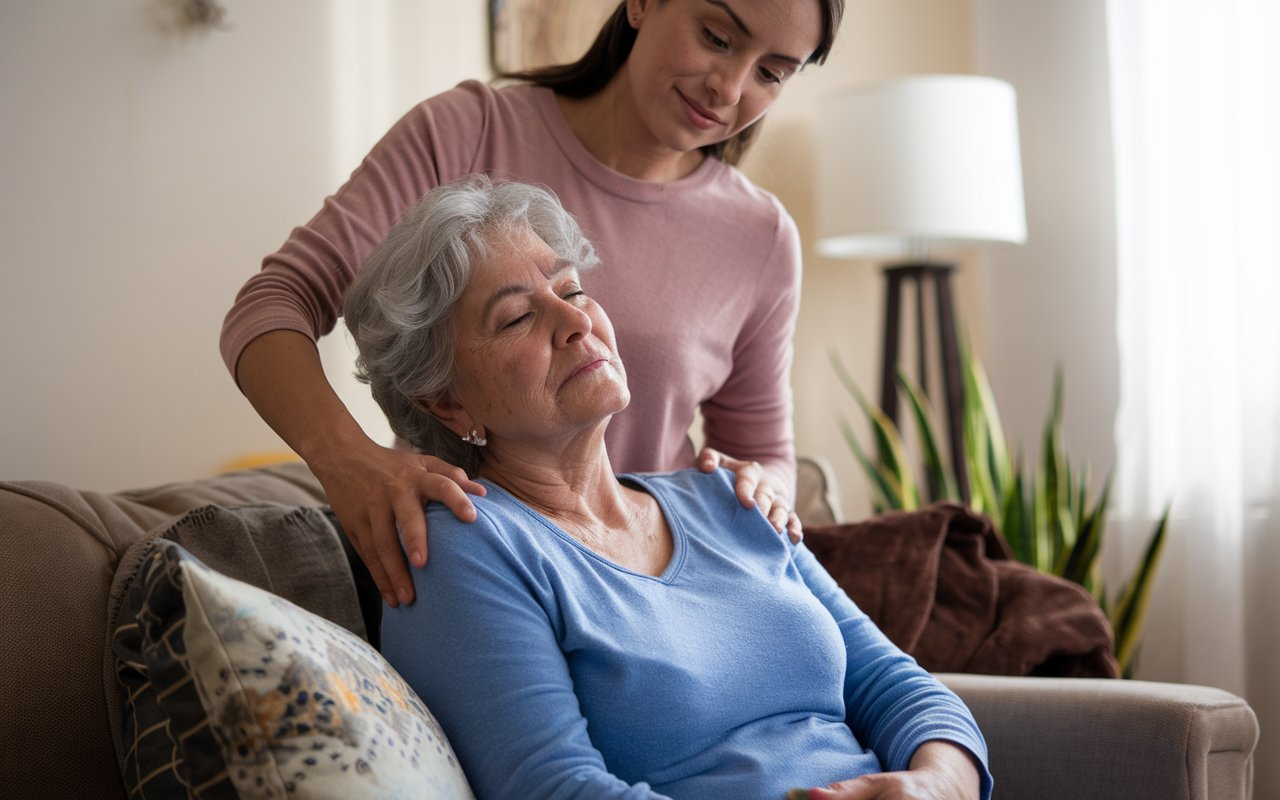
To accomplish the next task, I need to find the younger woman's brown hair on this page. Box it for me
[503,0,845,166]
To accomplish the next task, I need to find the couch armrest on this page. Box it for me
[937,673,1257,800]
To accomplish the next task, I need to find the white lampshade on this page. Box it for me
[815,75,1027,260]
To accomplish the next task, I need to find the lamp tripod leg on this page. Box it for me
[935,269,969,502]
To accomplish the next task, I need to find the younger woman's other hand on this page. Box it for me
[698,447,802,544]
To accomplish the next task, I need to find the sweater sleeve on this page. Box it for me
[791,543,994,800]
[379,506,672,800]
[219,81,491,381]
[697,196,799,498]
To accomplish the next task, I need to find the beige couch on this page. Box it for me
[0,463,1259,799]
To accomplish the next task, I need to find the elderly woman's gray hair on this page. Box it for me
[343,176,600,472]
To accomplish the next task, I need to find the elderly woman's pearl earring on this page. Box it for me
[462,429,487,447]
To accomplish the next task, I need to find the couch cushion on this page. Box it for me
[114,539,473,799]
[0,463,328,799]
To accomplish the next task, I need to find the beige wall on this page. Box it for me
[0,0,486,489]
[973,0,1119,495]
[742,0,977,518]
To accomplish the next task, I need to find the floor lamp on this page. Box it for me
[815,75,1027,501]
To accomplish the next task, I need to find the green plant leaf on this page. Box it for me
[1003,467,1031,564]
[1112,506,1171,674]
[1040,376,1063,564]
[1074,470,1090,533]
[963,414,998,517]
[963,351,1013,498]
[838,416,899,511]
[1052,502,1079,575]
[830,351,921,509]
[898,370,960,503]
[1059,477,1112,585]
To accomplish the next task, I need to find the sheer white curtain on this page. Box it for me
[1106,0,1280,742]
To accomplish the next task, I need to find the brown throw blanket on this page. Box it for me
[805,502,1119,678]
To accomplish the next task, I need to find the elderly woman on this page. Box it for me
[345,177,992,800]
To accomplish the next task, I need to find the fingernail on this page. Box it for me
[382,592,397,608]
[411,549,426,567]
[397,586,413,605]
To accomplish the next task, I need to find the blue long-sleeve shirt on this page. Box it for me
[382,468,991,799]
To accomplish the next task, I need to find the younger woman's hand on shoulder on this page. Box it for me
[311,438,486,608]
[697,446,802,544]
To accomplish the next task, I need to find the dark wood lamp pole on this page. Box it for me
[879,262,970,502]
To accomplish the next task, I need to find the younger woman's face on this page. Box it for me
[624,0,823,155]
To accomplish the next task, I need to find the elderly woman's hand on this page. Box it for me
[789,742,982,800]
[312,438,486,608]
[697,447,802,544]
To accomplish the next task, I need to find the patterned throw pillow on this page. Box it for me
[114,539,474,799]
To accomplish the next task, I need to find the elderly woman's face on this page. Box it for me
[444,226,629,445]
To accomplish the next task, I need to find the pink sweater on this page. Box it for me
[222,81,799,492]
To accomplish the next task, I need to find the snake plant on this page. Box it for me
[833,351,1168,677]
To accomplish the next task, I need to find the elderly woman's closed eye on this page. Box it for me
[345,176,991,800]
